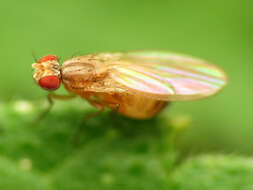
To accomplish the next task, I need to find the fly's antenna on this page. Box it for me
[31,50,38,63]
[58,56,62,64]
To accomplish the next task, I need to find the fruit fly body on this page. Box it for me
[32,51,228,119]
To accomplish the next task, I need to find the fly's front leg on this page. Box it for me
[35,93,76,123]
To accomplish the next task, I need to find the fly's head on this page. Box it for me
[32,55,61,91]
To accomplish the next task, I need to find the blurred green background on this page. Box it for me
[0,0,253,186]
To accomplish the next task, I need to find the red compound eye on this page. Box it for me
[38,76,61,91]
[38,55,58,64]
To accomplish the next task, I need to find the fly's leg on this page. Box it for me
[72,104,104,145]
[36,93,54,122]
[108,103,122,126]
[109,103,120,114]
[109,104,121,122]
[34,93,76,123]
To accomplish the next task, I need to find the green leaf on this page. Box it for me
[0,156,51,190]
[169,155,253,190]
[0,99,176,190]
[1,100,253,190]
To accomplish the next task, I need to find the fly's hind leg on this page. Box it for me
[107,103,125,128]
[109,103,120,119]
[72,103,105,146]
[34,93,76,123]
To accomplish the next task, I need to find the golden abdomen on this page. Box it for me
[115,94,166,119]
[80,92,167,119]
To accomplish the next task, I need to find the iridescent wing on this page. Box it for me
[106,51,228,101]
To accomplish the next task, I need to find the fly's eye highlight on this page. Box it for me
[32,54,61,91]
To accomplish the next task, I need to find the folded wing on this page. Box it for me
[109,51,228,101]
